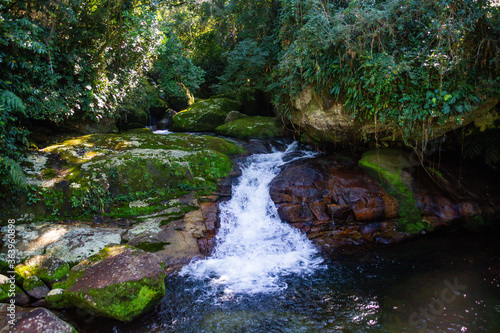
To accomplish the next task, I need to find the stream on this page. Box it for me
[73,141,500,333]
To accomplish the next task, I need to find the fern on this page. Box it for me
[0,90,25,114]
[464,130,500,167]
[0,156,27,189]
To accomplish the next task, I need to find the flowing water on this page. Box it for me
[179,142,324,294]
[72,142,500,333]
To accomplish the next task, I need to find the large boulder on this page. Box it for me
[290,86,499,144]
[171,98,240,132]
[269,157,403,252]
[65,245,166,322]
[3,130,243,221]
[215,116,282,138]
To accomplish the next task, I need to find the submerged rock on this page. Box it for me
[171,98,240,132]
[65,245,166,322]
[216,116,282,138]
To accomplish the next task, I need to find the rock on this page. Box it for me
[22,276,49,299]
[224,111,248,123]
[215,116,282,138]
[65,245,166,322]
[358,149,422,228]
[290,86,499,144]
[15,255,69,285]
[171,98,241,132]
[127,211,204,270]
[156,109,177,130]
[2,307,77,333]
[269,156,402,252]
[0,223,124,264]
[45,288,71,309]
[0,274,30,305]
[0,303,32,330]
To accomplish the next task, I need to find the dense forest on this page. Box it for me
[1,0,499,199]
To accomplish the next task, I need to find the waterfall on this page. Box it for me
[180,142,324,294]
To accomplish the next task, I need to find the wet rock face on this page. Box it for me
[269,157,402,252]
[65,245,166,322]
[270,152,500,253]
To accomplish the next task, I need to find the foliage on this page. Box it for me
[272,0,500,140]
[463,129,500,167]
[151,24,205,104]
[215,39,270,93]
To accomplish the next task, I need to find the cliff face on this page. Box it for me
[289,86,499,144]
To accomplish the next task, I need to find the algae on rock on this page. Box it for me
[359,149,430,234]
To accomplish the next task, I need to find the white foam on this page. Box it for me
[181,142,323,294]
[153,129,172,135]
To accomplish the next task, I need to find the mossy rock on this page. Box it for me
[46,288,72,309]
[23,275,50,299]
[358,149,431,234]
[216,116,282,138]
[17,132,244,219]
[225,111,248,123]
[0,274,25,303]
[15,255,70,285]
[65,245,166,322]
[171,98,241,132]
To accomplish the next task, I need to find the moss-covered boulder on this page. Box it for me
[171,98,240,132]
[216,116,282,138]
[15,255,69,285]
[358,149,427,234]
[65,245,166,322]
[10,130,243,220]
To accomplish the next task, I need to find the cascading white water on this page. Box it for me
[180,142,324,294]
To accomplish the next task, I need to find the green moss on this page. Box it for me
[159,214,184,226]
[46,288,71,309]
[133,242,170,252]
[0,280,24,303]
[216,116,282,138]
[171,98,241,132]
[66,275,165,321]
[359,149,431,234]
[52,281,67,289]
[22,275,46,291]
[42,167,57,179]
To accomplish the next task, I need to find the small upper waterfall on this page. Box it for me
[180,142,324,294]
